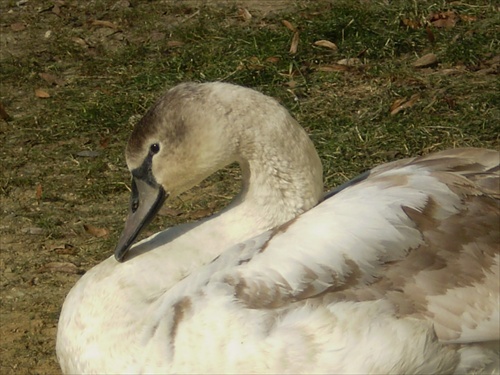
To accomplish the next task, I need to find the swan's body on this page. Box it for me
[56,82,499,374]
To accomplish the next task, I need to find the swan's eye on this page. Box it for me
[150,143,160,155]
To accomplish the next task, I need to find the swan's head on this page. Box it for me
[114,83,240,261]
[114,82,322,261]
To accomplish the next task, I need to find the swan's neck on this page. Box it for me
[233,116,324,227]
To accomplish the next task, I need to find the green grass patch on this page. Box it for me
[1,0,498,245]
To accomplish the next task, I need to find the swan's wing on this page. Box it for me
[323,147,499,200]
[204,148,499,344]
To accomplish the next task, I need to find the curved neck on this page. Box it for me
[220,91,324,228]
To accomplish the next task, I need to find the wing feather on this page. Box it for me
[201,148,500,344]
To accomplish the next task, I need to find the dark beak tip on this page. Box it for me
[114,252,125,262]
[112,180,167,262]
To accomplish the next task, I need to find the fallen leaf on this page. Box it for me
[401,18,421,29]
[166,40,184,47]
[21,227,44,235]
[390,98,408,113]
[91,20,119,29]
[35,183,42,200]
[48,243,77,255]
[459,14,477,22]
[282,20,296,32]
[314,40,338,51]
[337,58,362,66]
[76,150,101,157]
[438,68,464,76]
[38,262,84,275]
[112,0,131,9]
[317,64,350,72]
[265,56,280,63]
[413,53,438,68]
[186,208,212,220]
[159,207,182,217]
[35,88,50,98]
[405,93,421,107]
[390,94,420,115]
[425,25,435,43]
[99,136,110,148]
[11,23,26,31]
[429,10,457,28]
[289,31,299,54]
[0,102,11,121]
[72,37,88,48]
[39,72,66,86]
[238,8,252,21]
[83,224,109,238]
[52,4,61,15]
[475,66,499,75]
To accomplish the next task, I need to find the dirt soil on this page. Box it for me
[0,1,294,374]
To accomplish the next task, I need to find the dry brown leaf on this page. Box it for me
[404,93,420,107]
[0,102,11,121]
[413,53,438,68]
[52,4,61,15]
[38,262,84,275]
[475,66,499,75]
[48,243,77,255]
[460,14,477,22]
[11,23,26,31]
[289,31,299,54]
[425,25,435,43]
[282,20,296,32]
[265,56,280,63]
[238,8,252,21]
[91,20,119,29]
[99,136,110,148]
[35,183,42,200]
[401,18,421,29]
[390,94,420,115]
[314,40,338,51]
[112,0,130,9]
[72,37,88,47]
[76,150,101,157]
[35,88,50,98]
[83,223,109,238]
[317,64,350,72]
[22,227,44,235]
[390,98,407,114]
[159,207,182,217]
[166,40,184,47]
[429,11,457,28]
[39,72,66,86]
[337,58,362,66]
[187,208,212,220]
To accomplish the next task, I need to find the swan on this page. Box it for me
[56,82,499,374]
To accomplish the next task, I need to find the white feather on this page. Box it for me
[57,82,499,374]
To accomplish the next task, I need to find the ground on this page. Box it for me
[0,0,498,374]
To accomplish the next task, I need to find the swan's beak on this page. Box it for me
[114,177,167,262]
